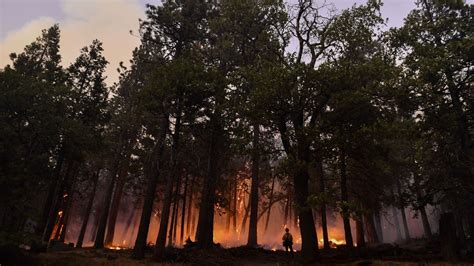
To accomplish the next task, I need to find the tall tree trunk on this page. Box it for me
[105,148,133,246]
[180,174,188,244]
[225,185,232,233]
[77,168,101,248]
[247,123,260,247]
[168,176,180,246]
[356,214,365,248]
[454,210,466,246]
[195,115,222,248]
[172,190,179,243]
[38,149,65,235]
[154,113,182,258]
[419,206,432,239]
[240,197,251,234]
[340,145,353,247]
[397,182,411,242]
[186,175,196,238]
[439,212,459,261]
[53,212,64,240]
[232,176,237,232]
[131,114,168,259]
[294,166,319,260]
[43,159,74,241]
[315,159,330,249]
[93,153,123,249]
[59,163,80,242]
[284,191,290,226]
[264,173,276,232]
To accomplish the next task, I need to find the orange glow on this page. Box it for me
[106,246,125,250]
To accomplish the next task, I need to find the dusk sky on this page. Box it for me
[0,0,464,84]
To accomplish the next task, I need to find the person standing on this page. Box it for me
[282,228,294,254]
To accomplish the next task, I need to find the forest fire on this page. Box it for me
[106,245,127,250]
[3,0,472,264]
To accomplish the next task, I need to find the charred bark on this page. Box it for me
[439,212,459,261]
[340,145,353,247]
[195,115,222,248]
[315,159,330,249]
[105,148,133,246]
[356,214,365,248]
[131,114,168,259]
[38,149,65,235]
[247,123,260,247]
[58,163,80,243]
[180,174,188,244]
[93,155,121,249]
[168,174,181,246]
[76,168,101,248]
[43,159,75,241]
[154,113,182,258]
[186,175,196,237]
[264,173,276,232]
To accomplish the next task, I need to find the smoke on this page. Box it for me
[62,177,440,249]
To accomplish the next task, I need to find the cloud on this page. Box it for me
[0,0,143,85]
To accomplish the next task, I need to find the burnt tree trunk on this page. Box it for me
[195,115,222,248]
[315,159,330,249]
[225,183,232,233]
[240,196,251,234]
[289,118,319,261]
[397,182,411,242]
[43,159,75,241]
[93,154,122,249]
[168,174,181,246]
[38,149,65,236]
[186,175,196,238]
[154,113,182,258]
[58,162,80,242]
[232,176,237,232]
[131,114,168,259]
[284,191,290,226]
[76,169,101,248]
[264,173,276,232]
[356,214,365,248]
[340,145,354,247]
[439,212,459,261]
[105,147,133,246]
[247,123,260,247]
[180,174,188,244]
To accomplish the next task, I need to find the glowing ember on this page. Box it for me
[107,246,125,250]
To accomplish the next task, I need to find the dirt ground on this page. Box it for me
[2,241,473,266]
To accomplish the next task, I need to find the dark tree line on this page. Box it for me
[0,0,472,262]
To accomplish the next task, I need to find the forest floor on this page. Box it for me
[2,239,473,266]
